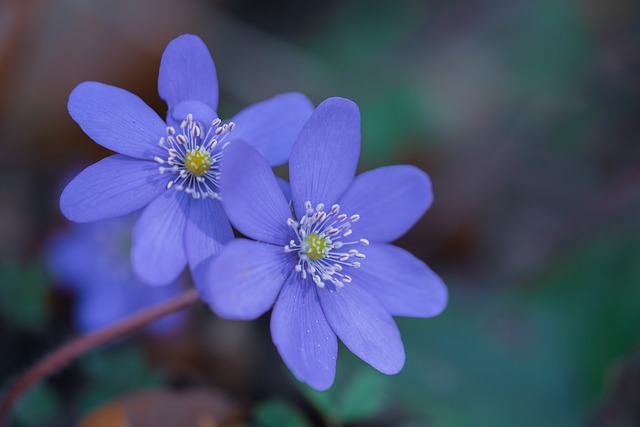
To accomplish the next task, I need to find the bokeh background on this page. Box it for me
[2,0,640,425]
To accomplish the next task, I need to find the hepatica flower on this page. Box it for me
[60,34,313,286]
[198,98,448,390]
[46,214,185,334]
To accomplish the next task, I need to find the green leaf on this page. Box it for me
[76,344,166,414]
[252,399,312,427]
[13,384,59,427]
[300,348,391,423]
[0,260,50,332]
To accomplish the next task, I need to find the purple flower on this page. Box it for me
[197,97,448,390]
[60,34,313,286]
[46,214,186,334]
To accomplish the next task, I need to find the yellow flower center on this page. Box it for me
[303,233,331,260]
[184,147,212,176]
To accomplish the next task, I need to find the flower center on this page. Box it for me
[302,233,331,260]
[155,114,235,200]
[184,147,212,176]
[285,201,369,288]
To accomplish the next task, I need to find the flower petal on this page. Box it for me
[231,93,314,166]
[276,177,292,203]
[68,82,166,159]
[131,190,189,286]
[60,155,169,223]
[220,141,293,245]
[318,284,405,375]
[200,239,292,320]
[271,276,338,391]
[337,165,433,243]
[349,243,447,317]
[184,197,233,272]
[158,34,218,114]
[75,285,133,333]
[289,97,360,219]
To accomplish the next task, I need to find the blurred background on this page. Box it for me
[1,0,640,425]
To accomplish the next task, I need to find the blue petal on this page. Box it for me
[74,285,133,333]
[184,197,233,273]
[133,279,188,335]
[271,276,338,391]
[231,93,314,166]
[220,141,293,245]
[47,228,97,288]
[68,82,166,160]
[131,190,189,286]
[318,283,405,375]
[158,34,218,116]
[60,155,169,223]
[348,243,448,318]
[199,239,292,320]
[337,165,433,243]
[171,100,217,128]
[289,98,360,219]
[276,177,292,203]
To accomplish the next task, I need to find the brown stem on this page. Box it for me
[0,288,201,425]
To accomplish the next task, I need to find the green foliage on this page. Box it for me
[251,399,312,427]
[13,384,60,427]
[0,260,50,332]
[76,344,166,415]
[300,348,391,424]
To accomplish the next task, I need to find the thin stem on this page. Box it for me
[0,288,201,425]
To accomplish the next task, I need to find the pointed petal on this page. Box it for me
[318,284,405,375]
[221,141,293,245]
[200,239,292,320]
[289,98,360,219]
[337,165,433,242]
[271,277,338,391]
[184,197,233,271]
[231,93,314,166]
[349,243,447,318]
[131,191,189,286]
[60,155,169,223]
[68,82,166,159]
[158,34,218,114]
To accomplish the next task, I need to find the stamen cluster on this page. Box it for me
[155,114,235,200]
[285,201,369,288]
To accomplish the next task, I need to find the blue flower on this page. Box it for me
[46,214,186,334]
[60,34,314,286]
[197,98,448,390]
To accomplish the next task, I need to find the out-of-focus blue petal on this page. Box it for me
[184,197,233,275]
[349,243,448,318]
[231,93,314,167]
[200,239,292,320]
[289,98,360,219]
[75,287,132,333]
[220,141,293,245]
[47,229,98,288]
[318,283,405,375]
[337,165,433,243]
[134,279,187,334]
[60,155,169,223]
[131,190,189,286]
[271,276,338,391]
[158,34,218,117]
[68,82,166,160]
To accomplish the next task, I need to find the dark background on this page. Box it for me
[1,0,640,425]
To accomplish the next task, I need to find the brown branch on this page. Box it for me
[0,288,201,425]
